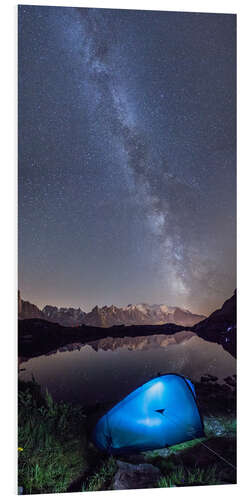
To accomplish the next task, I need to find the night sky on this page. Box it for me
[18,6,236,315]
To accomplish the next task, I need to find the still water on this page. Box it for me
[19,331,236,406]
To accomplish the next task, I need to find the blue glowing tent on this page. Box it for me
[92,374,204,454]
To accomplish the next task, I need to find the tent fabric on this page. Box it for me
[92,373,204,454]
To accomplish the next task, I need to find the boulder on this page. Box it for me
[113,460,162,490]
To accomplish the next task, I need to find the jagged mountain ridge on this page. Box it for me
[42,305,86,327]
[18,290,45,320]
[18,291,205,327]
[81,303,205,327]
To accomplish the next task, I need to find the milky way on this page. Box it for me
[18,6,236,315]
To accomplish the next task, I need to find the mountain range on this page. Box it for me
[18,291,205,327]
[18,291,236,358]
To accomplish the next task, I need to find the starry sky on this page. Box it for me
[18,6,236,316]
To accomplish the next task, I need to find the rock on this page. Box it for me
[18,291,45,320]
[113,460,162,490]
[193,291,236,357]
[43,304,86,327]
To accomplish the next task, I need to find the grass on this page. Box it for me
[145,415,236,488]
[144,414,236,460]
[18,377,236,493]
[150,436,236,488]
[157,464,222,487]
[82,457,117,491]
[18,377,88,494]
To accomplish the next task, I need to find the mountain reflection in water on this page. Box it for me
[19,331,236,406]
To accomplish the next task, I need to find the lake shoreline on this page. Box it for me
[19,314,236,359]
[18,318,193,358]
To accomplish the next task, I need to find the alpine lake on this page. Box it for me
[19,331,236,407]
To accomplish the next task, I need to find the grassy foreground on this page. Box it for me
[18,377,236,494]
[18,378,89,494]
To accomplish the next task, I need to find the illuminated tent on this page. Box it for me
[92,374,204,454]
